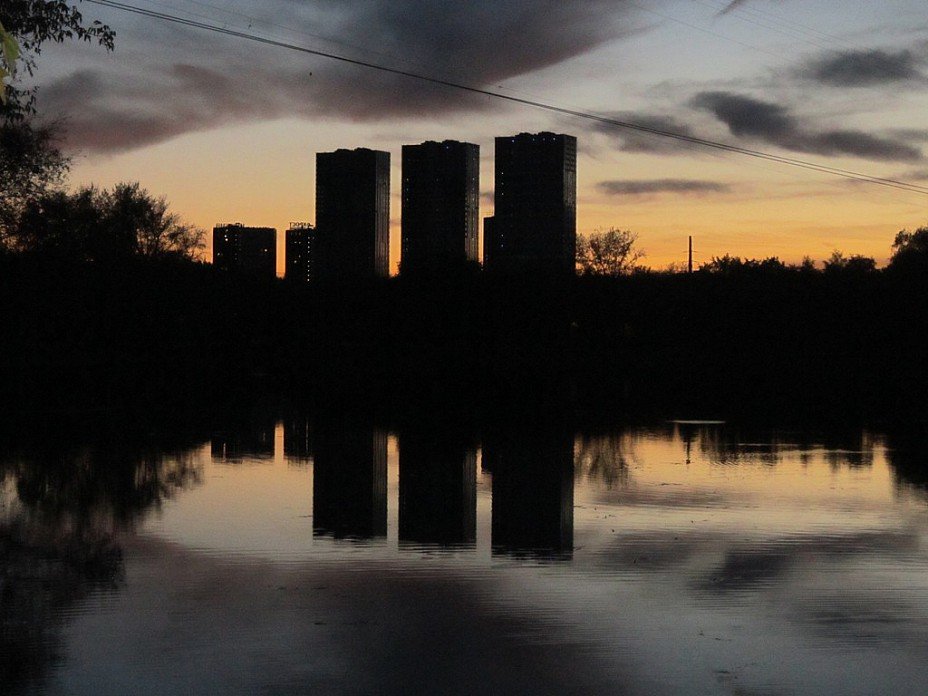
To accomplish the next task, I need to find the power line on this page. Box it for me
[629,1,785,59]
[700,0,854,51]
[84,0,928,196]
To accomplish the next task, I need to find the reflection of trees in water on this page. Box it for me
[670,424,878,470]
[5,447,202,531]
[822,432,877,470]
[574,433,633,488]
[884,430,928,499]
[0,444,203,694]
[1,507,121,695]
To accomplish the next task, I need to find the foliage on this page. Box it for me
[576,227,644,276]
[1,2,114,245]
[699,254,788,274]
[796,256,817,272]
[0,20,21,104]
[823,250,876,274]
[10,182,206,261]
[0,119,69,243]
[888,226,928,274]
[0,1,114,119]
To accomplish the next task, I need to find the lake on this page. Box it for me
[3,416,928,694]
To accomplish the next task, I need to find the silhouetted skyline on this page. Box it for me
[216,133,579,279]
[43,2,927,271]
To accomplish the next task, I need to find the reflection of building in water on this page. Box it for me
[312,422,387,539]
[398,432,477,547]
[283,416,313,463]
[483,431,574,559]
[210,420,275,463]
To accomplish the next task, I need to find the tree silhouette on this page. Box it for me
[10,182,205,261]
[823,250,876,274]
[0,119,67,245]
[576,227,644,276]
[699,255,787,274]
[888,226,928,275]
[1,2,114,246]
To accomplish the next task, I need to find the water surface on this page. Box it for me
[3,420,927,694]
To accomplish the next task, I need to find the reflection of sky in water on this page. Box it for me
[7,424,928,695]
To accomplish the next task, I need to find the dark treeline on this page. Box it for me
[1,238,926,432]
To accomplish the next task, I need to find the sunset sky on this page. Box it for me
[31,0,928,273]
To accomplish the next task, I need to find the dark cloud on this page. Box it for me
[691,91,923,162]
[591,112,700,154]
[891,128,928,143]
[38,0,648,154]
[803,48,925,87]
[598,179,731,196]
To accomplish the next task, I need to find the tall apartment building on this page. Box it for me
[401,140,479,274]
[484,132,577,275]
[212,223,277,278]
[284,222,317,283]
[315,148,390,280]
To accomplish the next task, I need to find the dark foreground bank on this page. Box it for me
[1,251,926,430]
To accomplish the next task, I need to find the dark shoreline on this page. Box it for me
[1,252,926,439]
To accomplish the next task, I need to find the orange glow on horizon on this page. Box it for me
[65,120,925,277]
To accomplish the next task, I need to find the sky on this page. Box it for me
[30,0,928,272]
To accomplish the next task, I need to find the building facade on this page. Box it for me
[484,132,577,275]
[284,222,317,283]
[315,148,391,280]
[401,140,479,274]
[212,223,277,278]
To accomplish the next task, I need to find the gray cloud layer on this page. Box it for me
[598,179,730,195]
[39,0,646,153]
[804,48,926,87]
[692,91,923,162]
[591,112,699,154]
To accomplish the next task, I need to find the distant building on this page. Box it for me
[285,222,318,283]
[316,148,390,280]
[401,140,479,274]
[484,132,577,275]
[212,223,277,278]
